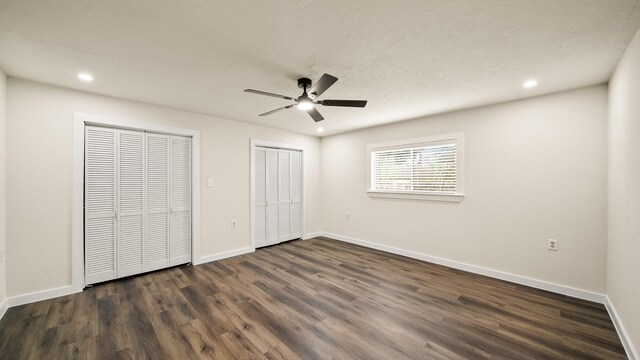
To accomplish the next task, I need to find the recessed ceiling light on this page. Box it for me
[77,73,94,82]
[523,79,538,89]
[316,127,324,133]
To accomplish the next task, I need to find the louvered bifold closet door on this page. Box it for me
[254,147,267,248]
[117,129,145,278]
[278,149,291,241]
[85,126,117,284]
[289,150,302,238]
[170,135,192,266]
[146,133,170,271]
[265,148,279,246]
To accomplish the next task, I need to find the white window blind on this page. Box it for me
[368,133,464,200]
[372,143,457,193]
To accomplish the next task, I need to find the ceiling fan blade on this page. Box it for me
[306,107,324,122]
[259,104,295,117]
[244,89,295,101]
[319,99,368,108]
[309,73,338,97]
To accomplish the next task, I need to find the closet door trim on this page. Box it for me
[250,139,305,250]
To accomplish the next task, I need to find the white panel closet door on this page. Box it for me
[170,135,192,266]
[117,129,145,277]
[85,126,193,285]
[265,148,279,246]
[85,126,117,284]
[254,147,267,248]
[254,146,302,248]
[146,133,170,271]
[278,150,291,241]
[289,150,302,238]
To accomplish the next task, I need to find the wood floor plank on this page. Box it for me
[0,238,628,359]
[264,343,303,360]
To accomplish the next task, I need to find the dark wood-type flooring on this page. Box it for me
[0,237,627,359]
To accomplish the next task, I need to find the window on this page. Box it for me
[367,133,464,201]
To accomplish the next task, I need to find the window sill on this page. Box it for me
[366,190,465,202]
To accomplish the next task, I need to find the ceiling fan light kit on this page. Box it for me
[244,73,368,122]
[297,100,314,110]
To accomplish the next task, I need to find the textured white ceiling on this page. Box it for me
[1,1,639,136]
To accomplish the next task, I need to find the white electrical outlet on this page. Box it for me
[231,220,237,228]
[548,239,558,251]
[0,249,4,264]
[346,212,350,220]
[207,178,214,187]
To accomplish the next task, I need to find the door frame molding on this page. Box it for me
[72,112,201,290]
[250,139,304,250]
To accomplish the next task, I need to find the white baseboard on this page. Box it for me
[194,246,254,265]
[0,297,8,321]
[320,232,606,304]
[303,232,322,240]
[7,285,80,308]
[605,296,638,360]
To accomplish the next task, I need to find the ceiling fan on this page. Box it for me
[244,73,367,122]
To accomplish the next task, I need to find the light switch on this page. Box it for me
[207,178,214,187]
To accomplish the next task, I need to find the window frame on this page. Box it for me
[366,133,465,202]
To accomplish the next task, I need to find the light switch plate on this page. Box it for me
[207,178,214,187]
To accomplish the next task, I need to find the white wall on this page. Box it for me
[0,68,7,309]
[608,27,640,358]
[321,85,608,294]
[5,78,321,298]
